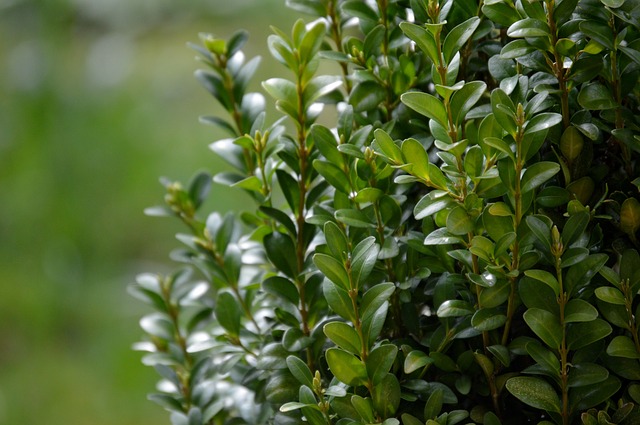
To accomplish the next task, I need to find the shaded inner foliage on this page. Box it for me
[131,0,640,424]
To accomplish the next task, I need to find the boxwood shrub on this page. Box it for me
[130,0,640,424]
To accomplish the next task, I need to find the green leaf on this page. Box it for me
[279,402,308,412]
[524,308,563,349]
[491,89,517,137]
[446,206,475,236]
[401,138,431,182]
[314,253,350,290]
[373,129,403,164]
[265,231,299,278]
[351,237,380,289]
[569,376,621,412]
[567,55,604,85]
[323,280,356,322]
[526,342,561,378]
[324,322,362,355]
[567,319,612,349]
[313,160,351,194]
[524,113,562,135]
[562,211,590,247]
[401,92,448,128]
[620,198,640,237]
[286,355,314,388]
[607,336,640,359]
[579,20,615,50]
[507,18,551,38]
[298,20,326,64]
[372,374,401,418]
[215,292,242,336]
[415,192,454,220]
[578,83,617,110]
[335,209,375,228]
[471,308,507,331]
[443,17,481,65]
[367,344,398,385]
[482,1,521,26]
[564,299,598,323]
[565,254,608,296]
[524,269,560,298]
[404,350,433,374]
[521,162,560,193]
[449,81,487,126]
[594,287,626,305]
[361,283,395,321]
[400,22,439,64]
[326,348,368,386]
[350,81,386,112]
[262,276,299,305]
[437,300,475,317]
[506,377,562,413]
[323,221,349,260]
[501,39,536,59]
[568,363,609,388]
[351,395,375,423]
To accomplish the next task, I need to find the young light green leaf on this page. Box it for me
[326,348,368,386]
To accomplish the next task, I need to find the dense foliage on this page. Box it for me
[131,0,640,424]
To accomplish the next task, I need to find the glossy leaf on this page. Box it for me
[443,17,481,64]
[326,348,368,386]
[524,308,563,349]
[607,336,640,359]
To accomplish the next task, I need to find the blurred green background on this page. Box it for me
[0,0,295,423]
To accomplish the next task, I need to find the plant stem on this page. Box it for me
[545,0,571,129]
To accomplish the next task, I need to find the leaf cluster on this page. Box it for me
[132,1,640,424]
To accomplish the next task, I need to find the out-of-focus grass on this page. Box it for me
[0,0,295,423]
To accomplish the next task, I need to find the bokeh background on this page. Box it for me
[0,0,296,423]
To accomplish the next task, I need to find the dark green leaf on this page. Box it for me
[577,83,617,110]
[350,81,386,112]
[568,363,609,387]
[506,376,562,413]
[507,18,551,38]
[215,292,242,336]
[579,20,615,50]
[569,376,621,412]
[265,231,299,278]
[567,319,612,349]
[607,336,640,359]
[564,299,598,323]
[521,162,560,193]
[471,308,507,331]
[262,276,299,305]
[524,308,563,349]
